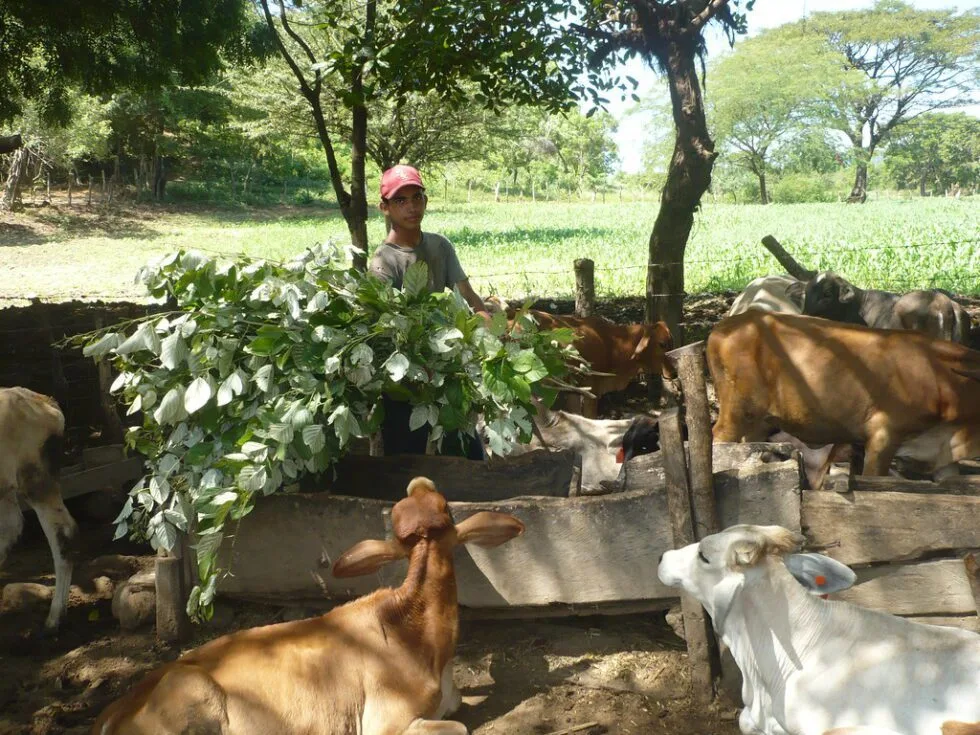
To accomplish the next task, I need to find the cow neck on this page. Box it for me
[716,559,838,700]
[381,538,459,670]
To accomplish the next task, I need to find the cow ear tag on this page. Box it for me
[784,553,856,595]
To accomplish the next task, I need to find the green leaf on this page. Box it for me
[302,424,326,453]
[384,352,409,383]
[83,332,122,357]
[116,322,161,356]
[510,349,548,382]
[184,377,213,414]
[153,386,187,425]
[149,476,171,504]
[160,333,189,370]
[328,405,360,447]
[403,260,429,297]
[163,507,189,532]
[253,364,274,392]
[153,518,178,551]
[429,327,464,354]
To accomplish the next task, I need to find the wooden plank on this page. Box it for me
[217,456,800,609]
[59,456,143,501]
[904,615,979,634]
[824,474,980,497]
[836,559,978,616]
[803,490,980,565]
[668,342,718,540]
[328,449,576,501]
[659,408,716,704]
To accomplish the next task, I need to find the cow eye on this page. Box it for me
[697,549,710,564]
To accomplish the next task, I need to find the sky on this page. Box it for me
[608,0,980,173]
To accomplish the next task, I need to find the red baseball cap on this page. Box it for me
[380,165,425,200]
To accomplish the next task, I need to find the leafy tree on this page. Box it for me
[884,112,980,196]
[257,0,589,269]
[800,0,980,202]
[0,0,264,125]
[709,29,849,204]
[571,0,755,339]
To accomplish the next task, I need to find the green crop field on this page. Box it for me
[1,197,976,304]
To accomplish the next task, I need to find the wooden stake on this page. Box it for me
[574,258,595,318]
[760,235,815,281]
[659,407,717,704]
[666,341,719,540]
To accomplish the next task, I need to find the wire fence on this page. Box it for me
[1,237,978,322]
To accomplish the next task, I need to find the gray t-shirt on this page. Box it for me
[369,233,467,293]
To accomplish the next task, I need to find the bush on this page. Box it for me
[771,173,840,203]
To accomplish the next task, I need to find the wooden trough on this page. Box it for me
[214,442,803,612]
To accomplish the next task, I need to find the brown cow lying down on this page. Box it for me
[93,478,524,734]
[708,311,980,479]
[522,311,673,417]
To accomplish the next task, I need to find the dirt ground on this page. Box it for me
[0,508,741,735]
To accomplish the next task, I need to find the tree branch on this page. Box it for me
[687,0,731,34]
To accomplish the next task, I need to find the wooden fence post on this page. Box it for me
[667,341,719,539]
[659,407,718,704]
[156,534,191,643]
[574,258,595,318]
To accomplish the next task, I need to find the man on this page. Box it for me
[369,165,488,458]
[370,164,490,321]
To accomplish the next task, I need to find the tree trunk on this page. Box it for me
[758,170,769,205]
[645,37,717,345]
[847,162,868,203]
[349,96,370,271]
[1,147,28,212]
[919,176,927,197]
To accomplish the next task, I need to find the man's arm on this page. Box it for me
[457,278,492,323]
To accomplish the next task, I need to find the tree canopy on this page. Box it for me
[800,0,980,201]
[885,112,980,196]
[0,0,265,125]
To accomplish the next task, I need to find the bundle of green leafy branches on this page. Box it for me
[77,243,581,619]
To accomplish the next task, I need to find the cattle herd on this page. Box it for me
[1,268,979,735]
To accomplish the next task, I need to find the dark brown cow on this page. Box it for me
[707,311,980,477]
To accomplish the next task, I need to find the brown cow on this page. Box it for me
[707,311,980,477]
[92,477,524,734]
[524,311,673,417]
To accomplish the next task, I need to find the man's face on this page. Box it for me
[381,185,427,229]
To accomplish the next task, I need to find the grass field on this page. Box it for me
[1,196,977,304]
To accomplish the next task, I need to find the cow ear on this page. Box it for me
[839,283,857,302]
[456,511,525,548]
[631,334,651,360]
[332,539,405,578]
[784,553,856,594]
[656,322,673,349]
